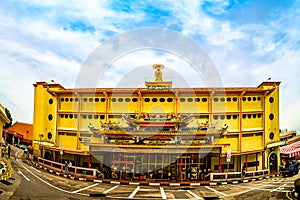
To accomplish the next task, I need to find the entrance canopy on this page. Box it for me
[280,140,300,158]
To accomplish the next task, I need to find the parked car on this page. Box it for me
[281,160,299,177]
[20,144,27,150]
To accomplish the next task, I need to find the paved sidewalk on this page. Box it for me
[0,171,21,200]
[0,146,22,199]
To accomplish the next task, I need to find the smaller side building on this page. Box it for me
[6,122,33,146]
[280,130,300,165]
[0,103,10,145]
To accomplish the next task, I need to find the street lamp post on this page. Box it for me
[12,132,16,145]
[38,134,44,158]
[60,142,63,164]
[26,131,29,145]
[5,130,8,145]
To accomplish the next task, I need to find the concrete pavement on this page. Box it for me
[0,146,22,199]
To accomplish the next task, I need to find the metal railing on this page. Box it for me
[209,169,270,182]
[37,157,103,178]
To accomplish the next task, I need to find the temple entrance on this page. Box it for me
[178,154,210,181]
[269,152,278,172]
[101,152,216,181]
[179,155,191,181]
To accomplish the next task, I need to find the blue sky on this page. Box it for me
[0,0,299,132]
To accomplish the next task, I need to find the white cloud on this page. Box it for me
[202,0,230,15]
[0,0,299,132]
[95,50,206,88]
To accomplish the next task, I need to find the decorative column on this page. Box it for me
[246,154,248,171]
[88,154,91,168]
[256,153,258,171]
[219,155,222,172]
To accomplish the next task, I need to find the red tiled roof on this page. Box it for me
[7,122,33,140]
[280,140,300,158]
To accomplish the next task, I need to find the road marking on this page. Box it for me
[160,187,167,200]
[17,170,30,181]
[271,183,287,192]
[286,191,295,200]
[187,190,202,200]
[15,150,21,159]
[140,188,160,191]
[221,187,257,197]
[222,182,292,198]
[204,186,227,197]
[71,183,99,193]
[30,166,41,173]
[128,186,140,198]
[103,185,119,194]
[231,184,271,191]
[15,159,89,196]
[251,183,285,187]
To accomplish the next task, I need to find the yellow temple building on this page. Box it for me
[32,64,281,181]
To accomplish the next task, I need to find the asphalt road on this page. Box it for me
[1,148,298,200]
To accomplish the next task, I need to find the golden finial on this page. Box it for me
[153,64,164,82]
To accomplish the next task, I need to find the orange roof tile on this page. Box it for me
[7,122,33,140]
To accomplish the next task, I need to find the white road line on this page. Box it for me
[250,183,286,187]
[222,182,292,198]
[271,183,287,192]
[236,183,294,193]
[15,159,88,196]
[17,170,30,181]
[128,186,140,198]
[160,187,167,200]
[140,188,160,191]
[230,184,271,191]
[204,186,227,197]
[103,185,119,194]
[30,166,41,173]
[224,187,258,197]
[71,183,99,194]
[187,190,202,200]
[14,150,21,159]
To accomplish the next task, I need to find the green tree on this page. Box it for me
[4,107,12,129]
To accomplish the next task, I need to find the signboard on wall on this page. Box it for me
[226,148,231,163]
